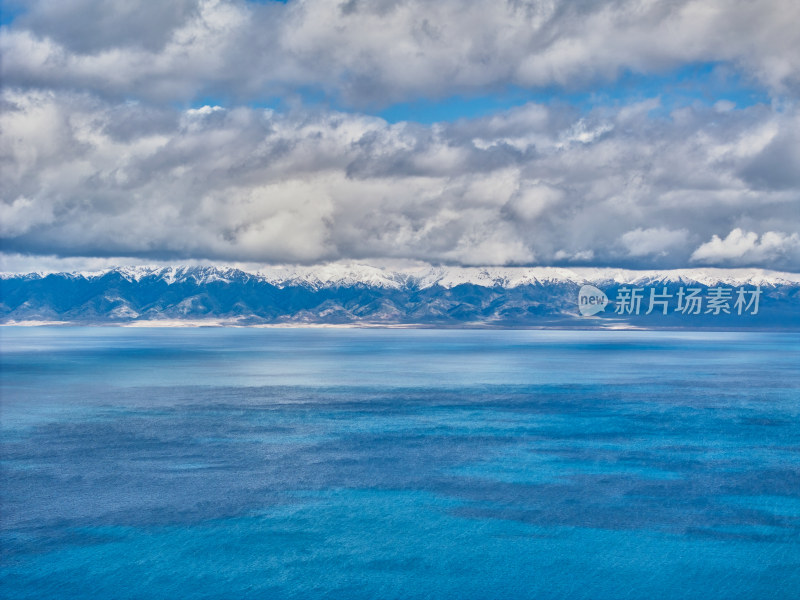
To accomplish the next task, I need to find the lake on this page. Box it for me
[1,328,799,599]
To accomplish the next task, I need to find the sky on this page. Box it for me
[1,0,799,272]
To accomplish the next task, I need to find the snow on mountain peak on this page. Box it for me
[3,264,799,288]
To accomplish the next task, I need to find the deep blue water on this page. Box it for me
[1,328,799,599]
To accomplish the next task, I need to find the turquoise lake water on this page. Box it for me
[1,328,799,599]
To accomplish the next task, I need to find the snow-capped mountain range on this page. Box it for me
[2,265,799,328]
[5,264,800,288]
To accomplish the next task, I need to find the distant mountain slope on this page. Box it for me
[2,265,799,328]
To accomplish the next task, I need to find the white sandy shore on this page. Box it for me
[0,319,416,328]
[1,319,647,330]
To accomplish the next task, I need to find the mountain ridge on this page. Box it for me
[2,265,798,329]
[4,264,800,288]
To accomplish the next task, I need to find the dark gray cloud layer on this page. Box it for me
[1,0,799,269]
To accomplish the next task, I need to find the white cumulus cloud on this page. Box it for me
[690,229,800,265]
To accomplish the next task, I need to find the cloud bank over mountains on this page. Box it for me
[1,0,799,270]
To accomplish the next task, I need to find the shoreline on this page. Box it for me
[2,319,796,332]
